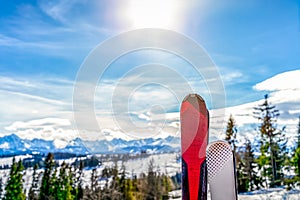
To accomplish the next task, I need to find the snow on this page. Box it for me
[0,154,32,166]
[0,142,9,149]
[168,188,300,199]
[239,188,300,200]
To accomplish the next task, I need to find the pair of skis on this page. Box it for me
[181,94,237,200]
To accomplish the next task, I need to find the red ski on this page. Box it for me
[180,94,209,200]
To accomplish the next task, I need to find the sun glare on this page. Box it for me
[126,0,181,30]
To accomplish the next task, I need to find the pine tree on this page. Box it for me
[144,159,160,200]
[55,162,74,200]
[119,165,126,199]
[84,168,101,199]
[225,115,238,152]
[224,115,247,192]
[224,115,240,169]
[243,139,261,191]
[40,153,56,199]
[29,164,40,200]
[72,161,84,200]
[109,162,121,199]
[292,116,300,181]
[236,140,256,193]
[4,158,26,200]
[296,116,300,178]
[161,174,173,199]
[115,164,134,200]
[254,94,287,187]
[131,171,141,199]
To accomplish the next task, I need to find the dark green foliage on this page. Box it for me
[225,115,238,152]
[28,164,40,200]
[239,140,261,192]
[54,162,74,200]
[109,162,122,199]
[145,158,160,200]
[293,117,300,177]
[119,165,134,200]
[4,158,26,200]
[297,116,300,149]
[39,153,56,199]
[254,94,287,187]
[72,161,84,200]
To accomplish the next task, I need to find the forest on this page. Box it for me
[226,94,300,192]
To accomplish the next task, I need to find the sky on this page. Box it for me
[0,0,299,145]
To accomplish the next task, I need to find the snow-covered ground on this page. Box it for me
[169,188,300,199]
[103,153,180,176]
[0,154,32,166]
[238,188,300,200]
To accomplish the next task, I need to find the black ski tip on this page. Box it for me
[183,93,205,102]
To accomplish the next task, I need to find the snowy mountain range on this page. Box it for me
[0,134,180,157]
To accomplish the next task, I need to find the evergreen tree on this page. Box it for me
[296,116,300,178]
[84,168,101,199]
[29,164,40,200]
[224,115,248,192]
[118,164,131,200]
[72,161,84,200]
[161,174,173,199]
[131,172,142,199]
[40,153,56,199]
[109,163,121,199]
[4,158,26,200]
[292,116,300,181]
[236,158,248,193]
[225,115,238,152]
[145,159,160,200]
[243,139,261,191]
[55,162,74,200]
[254,94,287,187]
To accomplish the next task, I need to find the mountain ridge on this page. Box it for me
[0,134,180,157]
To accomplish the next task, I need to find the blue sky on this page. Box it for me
[0,0,299,142]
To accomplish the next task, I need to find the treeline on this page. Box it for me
[0,153,180,200]
[225,94,300,193]
[0,154,99,170]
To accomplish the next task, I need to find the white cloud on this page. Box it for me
[222,71,243,84]
[5,118,71,131]
[38,0,86,23]
[0,75,73,132]
[1,68,299,147]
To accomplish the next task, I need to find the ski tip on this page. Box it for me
[206,140,237,200]
[181,93,208,114]
[183,93,205,102]
[206,140,233,182]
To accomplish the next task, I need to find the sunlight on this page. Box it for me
[126,0,181,29]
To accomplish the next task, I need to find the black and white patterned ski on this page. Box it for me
[206,141,237,200]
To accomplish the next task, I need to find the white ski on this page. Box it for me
[206,140,237,200]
